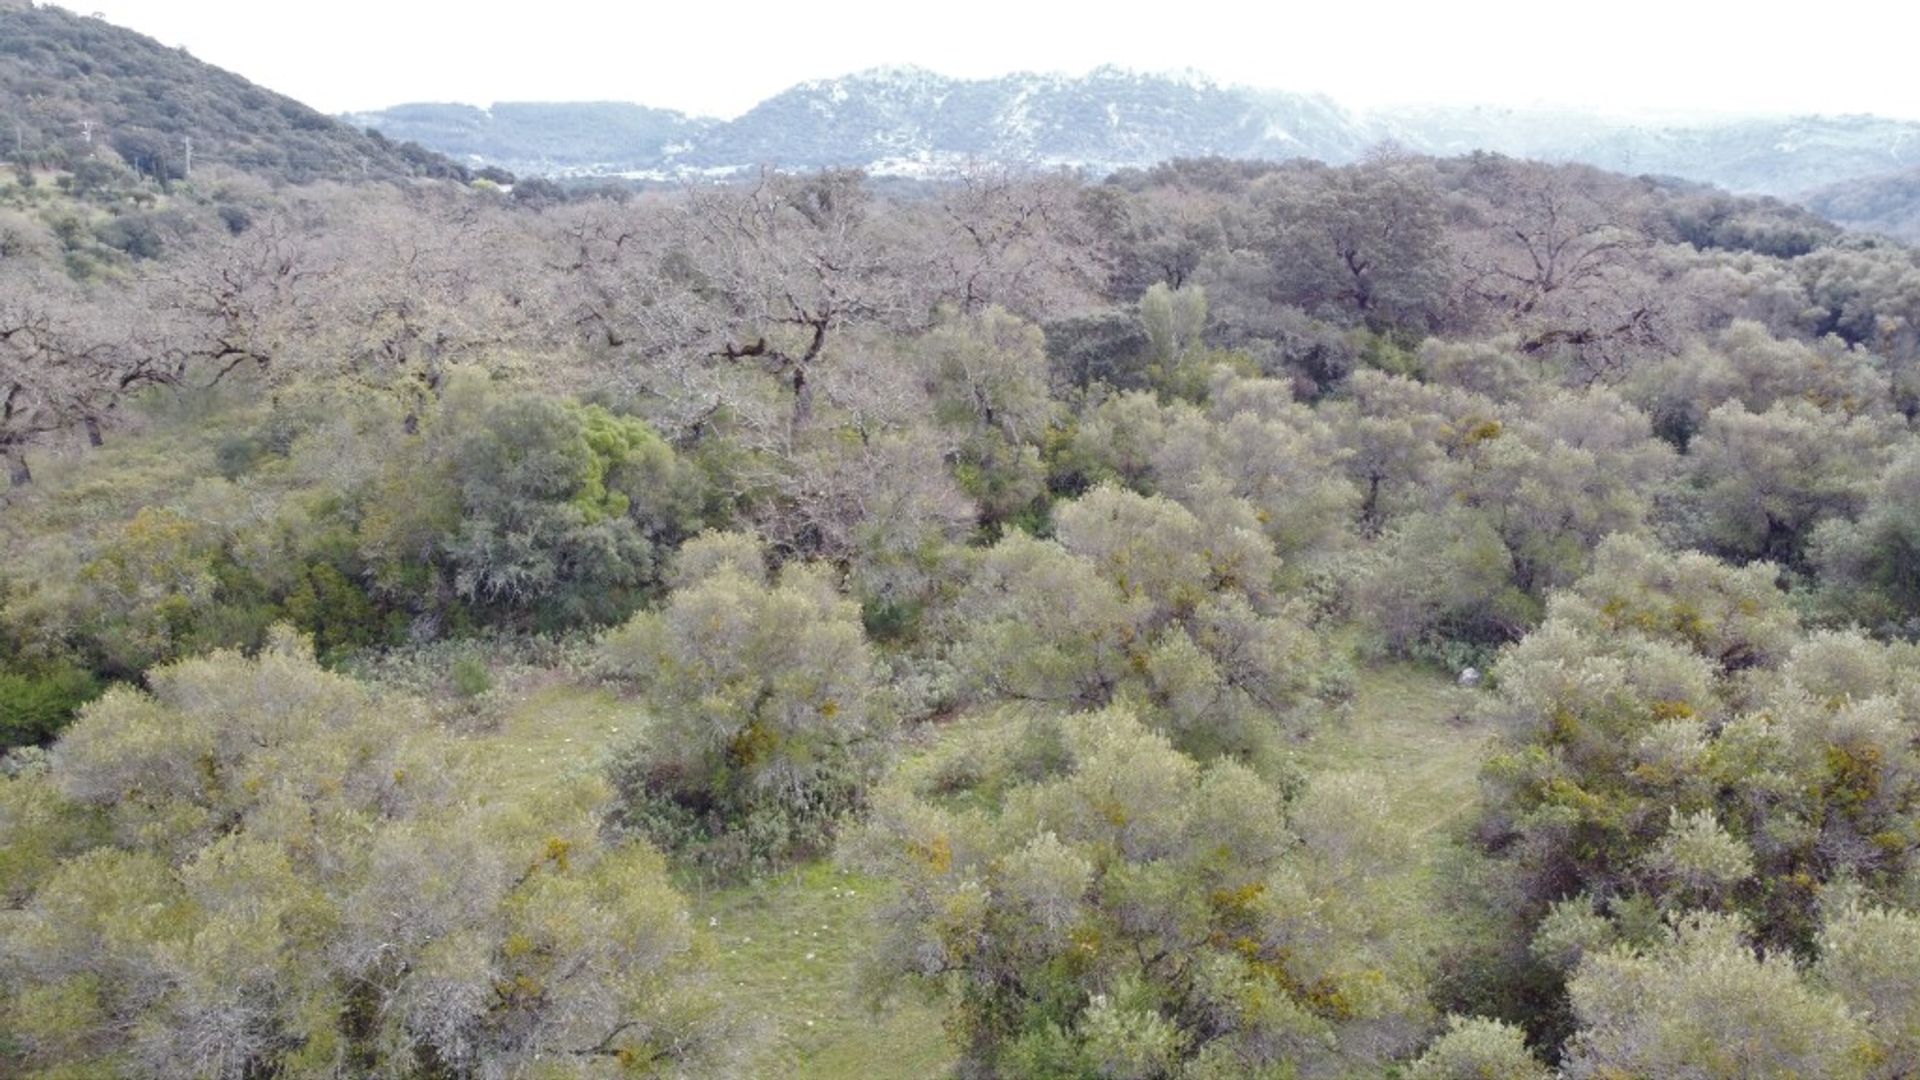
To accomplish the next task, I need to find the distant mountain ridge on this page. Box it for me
[345,67,1920,203]
[681,66,1371,176]
[343,67,1371,180]
[1375,105,1920,198]
[341,101,713,174]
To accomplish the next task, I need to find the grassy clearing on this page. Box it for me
[467,680,957,1077]
[691,862,956,1079]
[1303,663,1493,856]
[680,664,1495,1079]
[448,659,1488,1080]
[461,680,635,792]
[0,398,236,552]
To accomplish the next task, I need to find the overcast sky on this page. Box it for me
[83,0,1920,121]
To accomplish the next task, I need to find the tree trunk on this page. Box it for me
[791,365,813,430]
[1361,473,1383,537]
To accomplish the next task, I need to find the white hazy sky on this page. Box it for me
[81,0,1920,121]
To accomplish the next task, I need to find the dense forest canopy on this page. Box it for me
[11,12,1920,1076]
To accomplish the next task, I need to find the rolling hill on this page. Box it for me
[1803,167,1920,241]
[0,2,465,183]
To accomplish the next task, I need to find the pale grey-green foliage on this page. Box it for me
[0,633,737,1078]
[1406,1016,1552,1080]
[1324,370,1472,530]
[949,529,1149,706]
[1642,808,1755,907]
[1812,445,1920,627]
[1054,482,1277,619]
[1066,388,1181,490]
[665,529,768,591]
[1171,373,1360,562]
[1464,387,1674,590]
[919,305,1057,442]
[914,305,1055,524]
[1066,375,1360,566]
[1627,320,1892,442]
[1140,281,1208,367]
[954,485,1335,756]
[1078,978,1190,1080]
[778,433,975,610]
[1339,378,1676,656]
[1683,399,1896,563]
[847,706,1430,1077]
[1541,531,1801,669]
[1419,338,1535,401]
[601,533,887,866]
[1816,903,1920,1078]
[1148,592,1326,745]
[1351,506,1526,658]
[1470,532,1920,1069]
[1565,912,1868,1079]
[1481,612,1719,744]
[1529,897,1618,974]
[1288,770,1409,880]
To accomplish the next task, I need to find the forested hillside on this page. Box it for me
[12,38,1920,1075]
[336,100,713,175]
[0,3,467,182]
[1807,167,1920,242]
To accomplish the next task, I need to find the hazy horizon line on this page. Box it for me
[335,63,1919,128]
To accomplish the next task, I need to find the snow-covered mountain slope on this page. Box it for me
[346,67,1920,203]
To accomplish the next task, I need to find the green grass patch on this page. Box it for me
[461,681,635,793]
[421,660,1485,1080]
[1302,662,1493,853]
[690,861,955,1079]
[465,680,956,1076]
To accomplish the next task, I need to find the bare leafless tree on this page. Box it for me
[0,270,175,484]
[1453,162,1672,383]
[909,163,1106,316]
